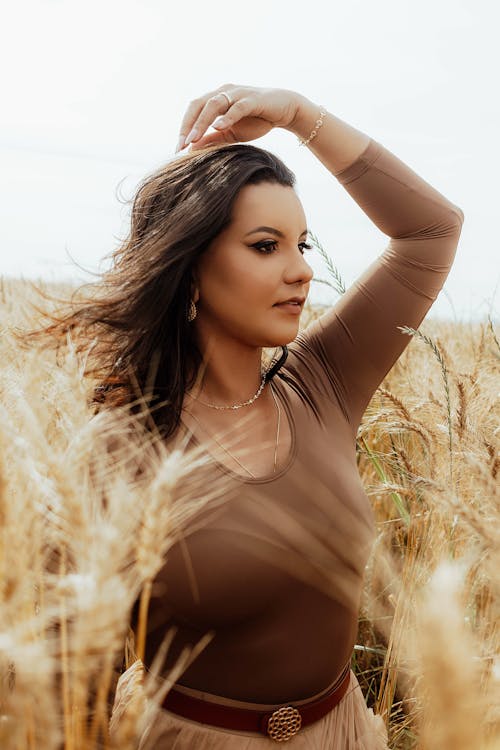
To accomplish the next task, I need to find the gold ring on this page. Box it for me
[219,91,232,108]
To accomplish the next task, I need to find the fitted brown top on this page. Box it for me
[143,138,464,703]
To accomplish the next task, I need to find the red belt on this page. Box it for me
[162,662,352,742]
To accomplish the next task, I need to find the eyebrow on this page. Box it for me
[244,226,309,238]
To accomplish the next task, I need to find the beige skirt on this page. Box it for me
[111,663,388,749]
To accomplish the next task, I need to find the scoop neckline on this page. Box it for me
[180,376,297,484]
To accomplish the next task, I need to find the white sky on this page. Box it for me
[1,0,498,321]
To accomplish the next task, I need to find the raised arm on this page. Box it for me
[286,99,464,431]
[174,86,464,431]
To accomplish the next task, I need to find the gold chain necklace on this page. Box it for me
[184,347,287,410]
[183,381,281,478]
[185,371,267,410]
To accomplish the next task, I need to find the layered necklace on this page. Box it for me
[184,376,281,478]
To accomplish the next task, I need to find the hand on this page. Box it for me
[175,84,305,152]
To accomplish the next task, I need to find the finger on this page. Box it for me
[211,97,253,134]
[175,85,236,152]
[175,98,206,152]
[183,92,237,147]
[187,97,253,150]
[186,91,253,147]
[188,129,237,151]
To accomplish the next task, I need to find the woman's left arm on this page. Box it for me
[286,98,464,430]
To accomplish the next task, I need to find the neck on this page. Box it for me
[188,332,265,407]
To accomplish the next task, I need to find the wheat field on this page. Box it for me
[0,274,498,749]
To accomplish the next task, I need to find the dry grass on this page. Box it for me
[353,313,500,749]
[0,275,499,749]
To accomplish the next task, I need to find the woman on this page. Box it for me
[91,84,462,747]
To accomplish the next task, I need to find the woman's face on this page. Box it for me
[193,181,314,348]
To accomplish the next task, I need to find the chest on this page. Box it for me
[179,381,294,480]
[150,397,374,634]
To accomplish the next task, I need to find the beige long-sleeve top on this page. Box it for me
[144,138,464,702]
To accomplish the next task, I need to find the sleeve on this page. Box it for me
[294,137,464,432]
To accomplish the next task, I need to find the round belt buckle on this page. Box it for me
[267,705,302,742]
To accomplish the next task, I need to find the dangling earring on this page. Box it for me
[187,299,197,322]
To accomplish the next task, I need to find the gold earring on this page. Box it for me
[188,299,197,322]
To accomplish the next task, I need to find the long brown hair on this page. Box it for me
[20,143,296,439]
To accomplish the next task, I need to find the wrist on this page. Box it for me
[284,96,324,139]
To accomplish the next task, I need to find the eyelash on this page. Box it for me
[252,241,313,255]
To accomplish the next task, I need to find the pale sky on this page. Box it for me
[1,0,498,320]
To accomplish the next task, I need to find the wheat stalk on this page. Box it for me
[398,325,454,483]
[308,230,347,296]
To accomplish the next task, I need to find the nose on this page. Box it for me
[284,250,314,287]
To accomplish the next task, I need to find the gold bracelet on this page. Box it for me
[297,105,327,147]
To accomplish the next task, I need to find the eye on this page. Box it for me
[251,241,313,255]
[252,241,278,254]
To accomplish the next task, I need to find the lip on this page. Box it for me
[274,296,306,306]
[273,302,303,315]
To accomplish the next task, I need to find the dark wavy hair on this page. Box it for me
[20,143,296,439]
